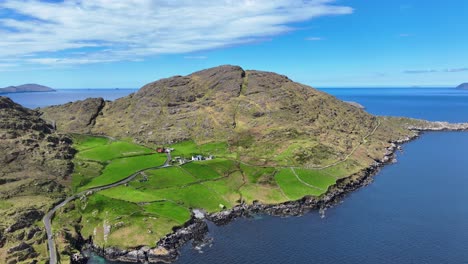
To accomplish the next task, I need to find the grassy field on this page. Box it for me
[59,136,369,251]
[79,154,167,190]
[275,168,325,199]
[71,135,167,191]
[77,141,154,161]
[72,134,110,151]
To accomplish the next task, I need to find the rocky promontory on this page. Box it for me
[456,83,468,89]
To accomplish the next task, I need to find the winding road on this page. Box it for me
[43,152,171,264]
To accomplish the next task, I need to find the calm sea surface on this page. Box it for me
[4,88,468,264]
[4,89,137,109]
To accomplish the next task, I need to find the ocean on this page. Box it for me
[4,88,468,264]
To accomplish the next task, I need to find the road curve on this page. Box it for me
[43,152,171,264]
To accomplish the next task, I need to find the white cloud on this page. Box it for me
[0,0,352,66]
[444,68,468,73]
[403,69,437,74]
[184,56,208,60]
[399,33,412,37]
[305,37,324,41]
[403,67,468,74]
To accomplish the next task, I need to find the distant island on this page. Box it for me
[0,83,56,94]
[456,83,468,89]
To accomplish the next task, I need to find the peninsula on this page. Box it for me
[1,66,468,264]
[0,84,55,94]
[456,83,468,89]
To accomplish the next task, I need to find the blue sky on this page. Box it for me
[0,0,467,88]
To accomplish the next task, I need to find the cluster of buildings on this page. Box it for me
[156,147,174,153]
[172,155,214,165]
[156,146,214,165]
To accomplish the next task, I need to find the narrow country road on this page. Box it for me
[43,152,171,264]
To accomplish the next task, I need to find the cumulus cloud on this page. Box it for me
[0,0,352,66]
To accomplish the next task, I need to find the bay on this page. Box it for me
[4,87,467,264]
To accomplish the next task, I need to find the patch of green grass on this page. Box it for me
[199,141,235,158]
[275,168,324,200]
[71,160,104,191]
[148,185,227,212]
[143,201,191,224]
[170,141,199,157]
[130,167,197,190]
[202,171,244,206]
[201,159,237,175]
[77,141,154,161]
[71,134,110,151]
[77,194,180,248]
[240,185,288,204]
[240,164,276,184]
[181,162,222,180]
[79,154,167,190]
[0,200,12,210]
[170,140,235,159]
[321,159,363,179]
[99,186,163,203]
[294,168,336,190]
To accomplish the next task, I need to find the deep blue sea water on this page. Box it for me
[323,88,468,123]
[4,88,468,264]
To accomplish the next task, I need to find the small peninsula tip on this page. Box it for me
[456,83,468,89]
[0,83,56,94]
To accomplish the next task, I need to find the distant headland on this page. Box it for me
[456,83,468,89]
[0,83,56,94]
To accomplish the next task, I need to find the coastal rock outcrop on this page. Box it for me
[0,96,75,264]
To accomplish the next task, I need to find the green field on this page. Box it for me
[71,134,110,151]
[71,135,167,191]
[77,141,154,161]
[61,135,360,251]
[78,154,167,190]
[275,168,325,199]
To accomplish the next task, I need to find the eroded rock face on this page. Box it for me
[5,209,44,233]
[0,96,75,263]
[41,97,105,133]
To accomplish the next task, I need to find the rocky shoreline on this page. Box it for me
[73,132,423,264]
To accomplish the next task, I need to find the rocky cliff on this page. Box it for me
[0,96,75,264]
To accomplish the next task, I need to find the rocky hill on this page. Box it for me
[41,65,413,167]
[0,96,75,264]
[0,84,55,94]
[456,83,468,89]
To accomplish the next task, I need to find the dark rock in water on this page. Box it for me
[88,219,209,263]
[0,84,55,94]
[71,253,88,264]
[456,83,468,89]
